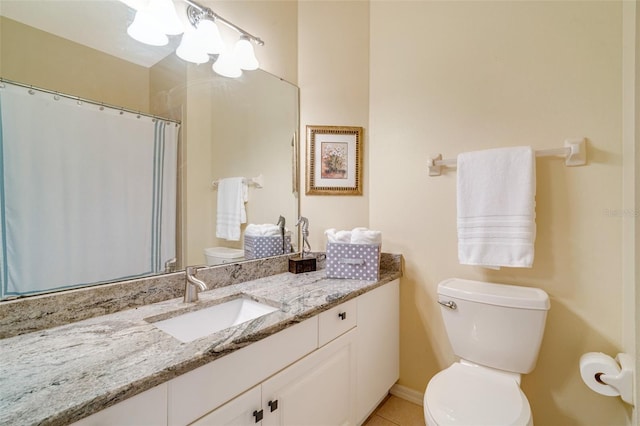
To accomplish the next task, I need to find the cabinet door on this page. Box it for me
[71,383,167,426]
[262,329,357,426]
[356,279,400,422]
[168,317,318,426]
[191,386,262,426]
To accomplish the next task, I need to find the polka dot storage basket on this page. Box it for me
[325,242,381,281]
[244,234,292,260]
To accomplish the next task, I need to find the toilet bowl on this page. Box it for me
[423,278,549,426]
[423,362,532,426]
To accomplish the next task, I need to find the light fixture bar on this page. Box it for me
[183,0,265,46]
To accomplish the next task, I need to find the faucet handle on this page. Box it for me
[184,266,208,303]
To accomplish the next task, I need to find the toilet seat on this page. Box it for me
[424,362,532,426]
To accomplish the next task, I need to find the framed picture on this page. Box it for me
[306,125,363,196]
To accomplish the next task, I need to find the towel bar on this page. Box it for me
[212,174,264,189]
[428,138,587,176]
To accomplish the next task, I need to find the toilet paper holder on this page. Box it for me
[582,352,635,406]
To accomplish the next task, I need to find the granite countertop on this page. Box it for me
[0,268,400,426]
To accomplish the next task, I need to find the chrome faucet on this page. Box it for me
[184,266,207,303]
[164,257,177,273]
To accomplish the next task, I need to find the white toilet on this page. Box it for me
[424,278,550,426]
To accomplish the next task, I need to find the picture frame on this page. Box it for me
[306,125,363,196]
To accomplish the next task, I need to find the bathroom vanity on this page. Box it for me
[0,255,401,426]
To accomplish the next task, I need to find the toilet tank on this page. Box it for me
[437,278,550,374]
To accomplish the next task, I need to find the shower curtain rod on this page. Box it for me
[0,77,181,126]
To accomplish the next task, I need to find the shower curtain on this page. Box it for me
[0,83,178,298]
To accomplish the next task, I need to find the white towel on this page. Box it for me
[245,223,282,236]
[325,228,352,243]
[457,146,536,268]
[325,227,382,245]
[216,177,248,241]
[351,227,383,244]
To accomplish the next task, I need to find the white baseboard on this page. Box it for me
[390,384,424,406]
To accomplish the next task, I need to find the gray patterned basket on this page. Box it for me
[244,234,292,259]
[326,242,381,280]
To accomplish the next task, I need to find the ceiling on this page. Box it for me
[0,0,179,67]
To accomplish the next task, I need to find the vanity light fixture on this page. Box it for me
[175,28,210,64]
[125,0,264,78]
[233,35,260,71]
[127,8,170,46]
[127,0,183,46]
[211,48,242,78]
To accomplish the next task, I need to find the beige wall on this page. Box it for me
[301,0,634,425]
[634,4,640,425]
[368,1,628,425]
[299,0,371,248]
[0,17,150,112]
[622,3,639,426]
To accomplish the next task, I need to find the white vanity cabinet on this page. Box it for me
[191,386,262,426]
[169,317,319,425]
[190,279,398,426]
[71,383,168,426]
[73,279,399,426]
[356,279,400,420]
[261,328,357,425]
[194,330,357,426]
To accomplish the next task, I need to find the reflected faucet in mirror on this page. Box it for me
[184,266,207,303]
[165,258,177,273]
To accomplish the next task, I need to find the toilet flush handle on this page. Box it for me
[438,300,457,310]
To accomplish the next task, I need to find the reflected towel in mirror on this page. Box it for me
[245,223,282,236]
[216,177,248,241]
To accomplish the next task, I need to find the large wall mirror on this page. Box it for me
[0,0,299,299]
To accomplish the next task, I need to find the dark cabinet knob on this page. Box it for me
[253,409,264,423]
[338,312,347,320]
[268,399,279,412]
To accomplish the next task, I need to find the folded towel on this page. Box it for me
[216,177,248,241]
[457,146,536,268]
[325,227,382,245]
[325,228,352,243]
[351,227,382,244]
[245,223,283,237]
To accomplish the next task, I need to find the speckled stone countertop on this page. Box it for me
[0,260,401,426]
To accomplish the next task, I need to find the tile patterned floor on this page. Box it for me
[363,395,426,426]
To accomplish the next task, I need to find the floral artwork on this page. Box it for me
[321,142,348,179]
[306,125,362,195]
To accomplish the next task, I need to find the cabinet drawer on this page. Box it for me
[318,299,357,347]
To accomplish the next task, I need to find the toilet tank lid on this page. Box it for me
[203,247,245,259]
[438,278,550,310]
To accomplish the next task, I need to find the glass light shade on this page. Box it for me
[212,50,242,78]
[127,10,169,46]
[148,0,183,35]
[195,19,224,55]
[233,35,259,70]
[176,30,210,64]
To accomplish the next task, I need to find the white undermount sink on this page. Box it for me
[149,296,279,343]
